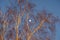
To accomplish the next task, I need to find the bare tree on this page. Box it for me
[0,0,60,40]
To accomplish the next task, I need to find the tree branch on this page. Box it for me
[27,19,45,40]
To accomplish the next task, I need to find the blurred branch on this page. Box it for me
[27,19,45,40]
[15,14,21,40]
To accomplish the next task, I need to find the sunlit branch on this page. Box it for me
[15,14,21,40]
[27,19,45,40]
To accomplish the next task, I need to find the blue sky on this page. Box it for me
[0,0,60,40]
